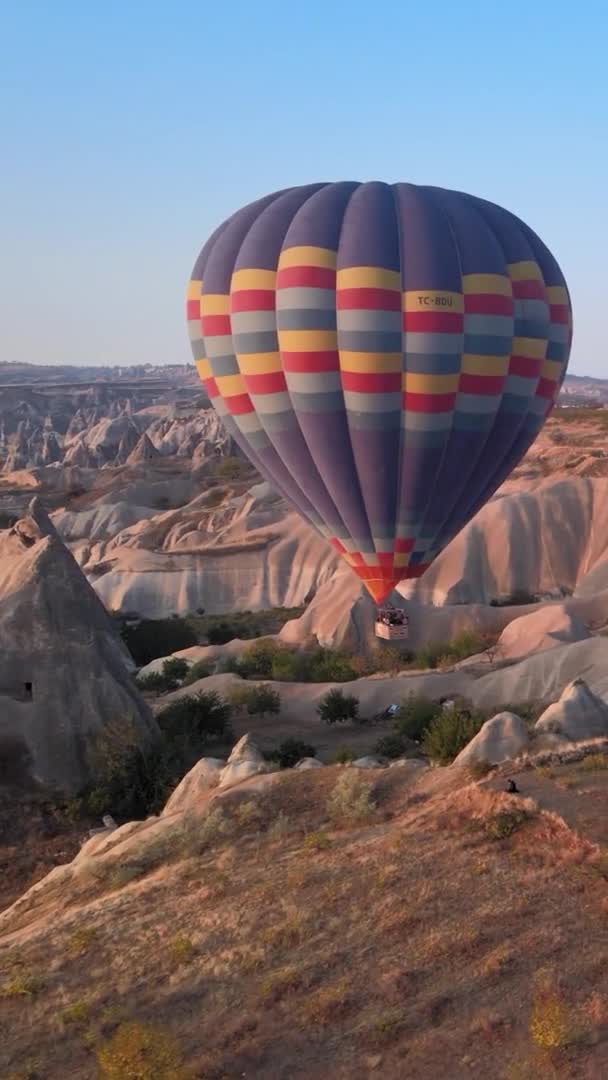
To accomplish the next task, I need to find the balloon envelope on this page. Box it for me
[187,182,572,603]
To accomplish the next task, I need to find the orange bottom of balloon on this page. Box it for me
[354,564,429,605]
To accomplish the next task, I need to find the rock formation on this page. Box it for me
[453,712,530,767]
[0,498,156,792]
[534,678,608,742]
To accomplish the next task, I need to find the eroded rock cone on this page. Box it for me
[535,678,608,741]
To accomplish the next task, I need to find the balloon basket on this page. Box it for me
[375,606,409,641]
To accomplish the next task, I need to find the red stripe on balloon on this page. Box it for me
[459,373,505,395]
[403,391,456,412]
[186,299,200,319]
[509,356,543,377]
[282,350,339,372]
[464,294,513,315]
[225,393,255,414]
[394,537,415,553]
[336,288,401,311]
[511,279,546,300]
[204,377,219,398]
[276,266,336,289]
[202,314,231,336]
[403,311,464,332]
[549,304,570,324]
[244,371,287,395]
[536,377,557,400]
[231,290,275,312]
[342,371,401,393]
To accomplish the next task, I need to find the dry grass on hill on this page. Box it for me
[0,763,607,1079]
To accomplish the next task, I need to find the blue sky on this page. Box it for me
[1,1,606,374]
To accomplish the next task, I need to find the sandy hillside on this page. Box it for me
[0,757,607,1079]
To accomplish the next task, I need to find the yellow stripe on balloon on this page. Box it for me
[512,337,547,359]
[187,279,202,300]
[340,352,401,372]
[201,293,230,315]
[541,358,563,381]
[237,352,282,374]
[393,553,411,568]
[278,246,337,270]
[462,273,512,296]
[336,266,401,290]
[231,268,277,291]
[402,372,459,393]
[403,290,463,312]
[278,329,338,351]
[195,358,211,379]
[462,354,510,375]
[215,374,247,396]
[545,285,569,304]
[507,261,543,281]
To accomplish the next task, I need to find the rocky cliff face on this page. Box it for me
[0,498,157,792]
[0,384,231,472]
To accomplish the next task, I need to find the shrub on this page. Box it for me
[182,659,212,685]
[229,639,282,679]
[207,621,239,645]
[120,618,198,667]
[333,747,356,764]
[136,657,190,694]
[266,738,317,769]
[318,689,359,725]
[374,732,412,760]
[579,752,608,772]
[394,696,442,741]
[327,770,376,823]
[421,704,485,764]
[307,648,358,682]
[484,809,529,840]
[229,683,281,718]
[135,671,169,693]
[529,992,578,1050]
[85,696,232,819]
[468,758,494,780]
[96,1021,189,1080]
[157,692,232,746]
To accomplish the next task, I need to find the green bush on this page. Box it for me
[318,689,359,725]
[266,738,317,769]
[157,692,232,746]
[307,648,358,682]
[394,696,442,741]
[120,618,198,667]
[86,695,232,819]
[413,631,486,669]
[182,659,212,685]
[227,639,282,679]
[207,621,239,645]
[229,683,281,718]
[136,671,170,693]
[421,704,485,764]
[373,732,411,760]
[135,657,189,694]
[162,658,189,683]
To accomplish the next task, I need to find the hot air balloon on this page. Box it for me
[186,182,572,630]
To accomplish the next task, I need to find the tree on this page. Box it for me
[121,618,198,667]
[229,683,281,718]
[317,689,359,725]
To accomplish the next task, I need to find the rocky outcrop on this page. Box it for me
[0,498,156,792]
[453,712,530,767]
[162,757,225,815]
[534,678,608,742]
[126,433,161,465]
[496,605,590,661]
[218,734,269,790]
